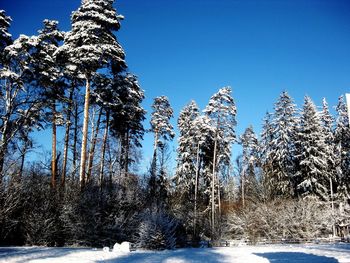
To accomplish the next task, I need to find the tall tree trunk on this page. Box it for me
[0,82,12,180]
[124,128,130,175]
[72,100,79,179]
[79,75,91,189]
[99,111,109,189]
[0,139,9,181]
[242,172,245,207]
[61,87,74,187]
[86,108,102,183]
[151,131,158,177]
[19,137,30,179]
[211,137,217,240]
[51,101,57,188]
[194,142,200,237]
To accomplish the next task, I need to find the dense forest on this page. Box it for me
[0,0,349,249]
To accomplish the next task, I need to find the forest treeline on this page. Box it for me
[0,0,349,249]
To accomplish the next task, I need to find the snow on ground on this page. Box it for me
[0,243,350,263]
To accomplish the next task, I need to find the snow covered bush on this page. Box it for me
[137,209,177,250]
[227,197,333,242]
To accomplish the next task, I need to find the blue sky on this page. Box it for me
[2,0,350,172]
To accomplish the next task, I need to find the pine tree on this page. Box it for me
[109,73,146,175]
[175,100,200,194]
[334,96,350,202]
[269,91,298,198]
[320,98,337,203]
[260,112,275,200]
[191,114,215,238]
[55,0,126,189]
[240,126,260,205]
[149,96,174,207]
[295,96,329,200]
[32,20,64,188]
[0,10,12,64]
[0,35,43,179]
[203,86,237,239]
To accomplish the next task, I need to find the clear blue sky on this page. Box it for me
[2,0,350,172]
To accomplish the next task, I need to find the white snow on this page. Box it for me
[0,244,349,263]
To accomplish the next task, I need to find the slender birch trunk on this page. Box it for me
[194,142,200,237]
[211,137,217,239]
[79,75,91,189]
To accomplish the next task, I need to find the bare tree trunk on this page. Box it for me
[217,175,221,233]
[86,108,102,183]
[242,171,245,207]
[0,139,9,180]
[151,131,158,177]
[51,101,57,188]
[211,137,217,240]
[19,137,30,179]
[0,82,12,180]
[61,87,74,187]
[79,75,91,189]
[124,129,130,175]
[194,142,200,237]
[72,100,79,179]
[99,111,109,189]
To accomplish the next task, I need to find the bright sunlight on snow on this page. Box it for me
[1,244,350,263]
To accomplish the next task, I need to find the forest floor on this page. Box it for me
[0,243,350,263]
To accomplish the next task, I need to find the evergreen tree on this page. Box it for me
[175,100,200,194]
[32,20,64,188]
[320,98,337,202]
[0,10,12,64]
[203,86,237,239]
[260,112,275,200]
[149,96,174,207]
[295,96,329,200]
[240,126,260,205]
[269,91,298,198]
[109,73,146,175]
[55,0,126,188]
[0,35,43,179]
[334,96,350,202]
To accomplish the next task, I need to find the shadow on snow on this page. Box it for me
[0,247,90,263]
[100,248,228,263]
[254,252,339,263]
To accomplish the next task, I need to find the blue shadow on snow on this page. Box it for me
[254,252,339,263]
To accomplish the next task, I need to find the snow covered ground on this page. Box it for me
[0,243,350,263]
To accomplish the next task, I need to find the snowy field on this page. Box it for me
[0,244,350,263]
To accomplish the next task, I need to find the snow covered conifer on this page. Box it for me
[203,86,237,238]
[260,112,275,199]
[320,98,337,200]
[0,35,42,178]
[55,0,126,188]
[269,91,298,198]
[175,100,200,193]
[150,96,175,174]
[108,73,146,174]
[149,96,174,206]
[0,10,12,64]
[295,96,329,200]
[137,209,177,250]
[32,20,64,187]
[240,126,260,205]
[334,96,350,201]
